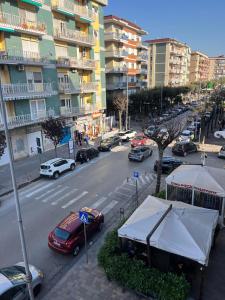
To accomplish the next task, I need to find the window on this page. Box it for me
[60,98,71,108]
[54,228,70,240]
[55,45,68,58]
[19,9,36,24]
[30,99,46,120]
[22,38,39,57]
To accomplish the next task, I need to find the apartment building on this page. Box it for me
[209,55,225,81]
[104,15,148,99]
[0,0,107,164]
[145,38,191,88]
[189,51,210,83]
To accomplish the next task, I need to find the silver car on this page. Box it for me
[128,146,153,162]
[0,263,44,299]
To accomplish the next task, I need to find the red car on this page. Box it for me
[131,135,148,147]
[48,207,104,256]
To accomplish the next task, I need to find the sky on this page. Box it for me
[104,0,225,57]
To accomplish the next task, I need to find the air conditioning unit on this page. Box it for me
[17,64,25,71]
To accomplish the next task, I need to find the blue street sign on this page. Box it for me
[133,171,139,178]
[79,211,89,224]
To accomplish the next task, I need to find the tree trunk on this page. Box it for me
[54,145,57,158]
[155,148,164,194]
[119,111,122,131]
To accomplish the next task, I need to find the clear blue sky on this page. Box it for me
[104,0,224,56]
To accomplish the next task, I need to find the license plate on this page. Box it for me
[53,240,61,247]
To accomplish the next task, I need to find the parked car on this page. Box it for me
[144,125,156,136]
[218,146,225,159]
[98,136,121,151]
[128,146,153,162]
[0,263,44,299]
[131,134,149,147]
[178,130,194,142]
[154,157,183,174]
[118,129,137,142]
[48,208,104,256]
[172,141,197,157]
[40,158,76,179]
[76,148,99,164]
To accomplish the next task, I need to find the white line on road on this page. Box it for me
[101,200,118,215]
[92,197,107,209]
[25,182,55,198]
[119,186,134,192]
[62,191,88,209]
[114,191,131,198]
[42,186,68,203]
[35,185,62,200]
[20,181,46,196]
[51,188,78,206]
[139,175,146,185]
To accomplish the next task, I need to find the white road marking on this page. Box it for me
[92,197,107,209]
[101,200,118,215]
[62,191,88,209]
[20,181,46,196]
[35,185,62,200]
[119,186,134,192]
[114,191,131,198]
[51,188,78,205]
[108,192,112,197]
[25,182,55,198]
[42,186,68,203]
[139,175,146,185]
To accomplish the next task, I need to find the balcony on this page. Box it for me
[137,53,148,61]
[0,50,49,66]
[0,109,57,130]
[1,83,56,101]
[137,42,148,50]
[105,66,128,73]
[81,82,98,93]
[20,0,43,7]
[60,105,97,117]
[54,27,94,47]
[56,57,95,70]
[58,82,80,94]
[93,0,108,5]
[106,82,127,90]
[74,4,94,23]
[0,11,46,36]
[105,32,128,42]
[105,50,128,58]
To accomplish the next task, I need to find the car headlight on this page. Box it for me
[38,270,44,278]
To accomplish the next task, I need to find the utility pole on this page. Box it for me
[0,78,34,300]
[160,84,163,115]
[125,71,129,130]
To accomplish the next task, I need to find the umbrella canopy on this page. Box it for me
[118,195,218,265]
[166,165,225,197]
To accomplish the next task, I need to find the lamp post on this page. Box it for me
[0,78,34,300]
[125,70,129,130]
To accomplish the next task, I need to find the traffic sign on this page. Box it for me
[79,211,89,224]
[133,171,139,178]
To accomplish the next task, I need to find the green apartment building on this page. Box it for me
[0,0,107,164]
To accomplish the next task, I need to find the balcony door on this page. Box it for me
[26,71,43,92]
[60,98,71,114]
[30,99,46,120]
[58,73,69,89]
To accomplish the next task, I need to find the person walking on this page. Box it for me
[84,134,89,146]
[78,132,82,146]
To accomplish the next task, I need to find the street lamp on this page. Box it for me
[125,70,129,130]
[0,78,34,300]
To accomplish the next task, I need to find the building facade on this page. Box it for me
[104,15,148,99]
[209,55,225,81]
[189,51,210,83]
[0,0,107,164]
[145,38,191,88]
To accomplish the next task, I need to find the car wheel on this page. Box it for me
[98,222,103,232]
[140,156,144,162]
[53,171,60,179]
[86,157,90,162]
[108,146,112,151]
[73,245,80,256]
[70,164,75,171]
[33,284,42,297]
[150,150,153,156]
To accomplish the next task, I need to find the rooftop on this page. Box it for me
[144,38,189,48]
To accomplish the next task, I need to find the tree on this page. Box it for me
[42,117,65,157]
[0,132,6,158]
[145,119,184,194]
[113,94,127,130]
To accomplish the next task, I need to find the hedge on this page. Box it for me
[98,230,190,300]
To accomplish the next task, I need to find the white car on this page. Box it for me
[40,158,76,179]
[179,130,194,142]
[218,146,225,158]
[118,130,137,141]
[0,263,44,298]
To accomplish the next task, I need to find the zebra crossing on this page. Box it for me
[10,171,156,217]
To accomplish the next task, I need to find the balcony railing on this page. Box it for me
[74,4,93,21]
[0,11,46,36]
[0,50,48,65]
[54,27,94,46]
[60,105,97,117]
[0,109,56,130]
[137,42,148,50]
[105,50,128,58]
[81,82,98,93]
[58,82,80,94]
[137,53,148,61]
[106,82,127,90]
[1,83,56,101]
[56,57,95,70]
[105,32,128,42]
[105,66,128,73]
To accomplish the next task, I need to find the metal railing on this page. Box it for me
[106,82,127,90]
[57,57,95,69]
[105,65,128,73]
[0,50,47,65]
[105,50,128,58]
[81,82,98,93]
[0,11,46,34]
[58,82,80,94]
[105,32,128,41]
[52,0,74,14]
[52,0,93,20]
[60,105,97,117]
[54,27,94,46]
[74,3,93,20]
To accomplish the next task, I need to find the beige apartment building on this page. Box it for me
[189,51,210,83]
[144,38,191,88]
[209,55,225,81]
[104,15,148,98]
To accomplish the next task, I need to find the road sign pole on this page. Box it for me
[84,223,88,264]
[136,179,138,208]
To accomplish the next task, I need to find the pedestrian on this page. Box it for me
[79,132,82,146]
[84,134,89,146]
[222,119,225,129]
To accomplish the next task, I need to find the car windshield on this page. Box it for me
[134,136,143,140]
[0,266,26,285]
[40,165,50,170]
[118,133,125,136]
[54,228,70,241]
[181,132,190,136]
[131,149,141,154]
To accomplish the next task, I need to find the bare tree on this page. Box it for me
[0,132,6,158]
[145,119,184,194]
[113,94,127,130]
[42,117,65,157]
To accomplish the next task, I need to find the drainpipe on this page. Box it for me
[146,204,172,267]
